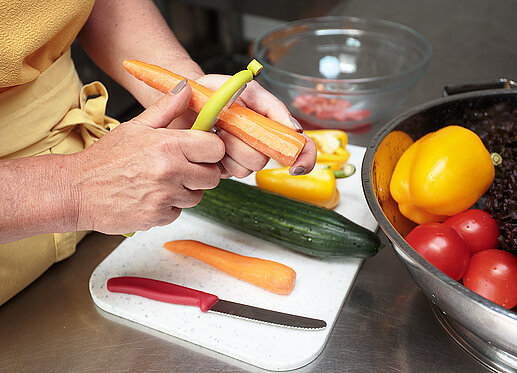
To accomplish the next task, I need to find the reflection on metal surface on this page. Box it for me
[431,303,517,373]
[362,89,517,369]
[369,129,416,237]
[91,304,265,373]
[0,232,489,372]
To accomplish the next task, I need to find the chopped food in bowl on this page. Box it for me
[253,16,432,131]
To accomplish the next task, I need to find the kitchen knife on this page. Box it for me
[107,276,326,330]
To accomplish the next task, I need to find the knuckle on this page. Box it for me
[147,209,163,224]
[151,210,170,227]
[143,191,169,212]
[153,96,170,113]
[169,208,182,223]
[148,158,171,180]
[156,208,181,227]
[139,224,154,233]
[184,190,204,208]
[160,133,182,153]
[141,211,161,228]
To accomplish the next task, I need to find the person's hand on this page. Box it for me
[71,81,225,234]
[170,74,317,178]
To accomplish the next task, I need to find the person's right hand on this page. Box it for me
[71,81,225,234]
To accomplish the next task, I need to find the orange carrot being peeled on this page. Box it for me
[123,59,306,166]
[164,239,296,295]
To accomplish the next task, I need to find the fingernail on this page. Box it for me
[289,115,304,132]
[170,79,188,94]
[291,166,306,175]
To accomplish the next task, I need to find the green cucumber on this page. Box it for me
[189,179,382,258]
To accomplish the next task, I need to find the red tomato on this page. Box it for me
[463,249,517,309]
[443,209,500,255]
[406,223,470,281]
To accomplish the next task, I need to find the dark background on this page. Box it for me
[71,0,342,123]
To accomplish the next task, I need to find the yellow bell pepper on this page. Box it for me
[390,125,495,225]
[255,167,340,209]
[305,129,351,167]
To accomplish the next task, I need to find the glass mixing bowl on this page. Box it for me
[253,16,432,132]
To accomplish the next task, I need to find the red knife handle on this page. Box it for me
[107,277,219,312]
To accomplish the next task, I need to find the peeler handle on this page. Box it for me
[191,59,263,131]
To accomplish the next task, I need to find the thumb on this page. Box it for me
[132,79,191,129]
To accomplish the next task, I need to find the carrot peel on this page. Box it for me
[123,59,306,166]
[164,239,296,295]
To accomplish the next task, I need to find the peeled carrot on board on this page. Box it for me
[123,59,306,166]
[164,239,296,295]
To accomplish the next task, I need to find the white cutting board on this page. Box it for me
[89,144,377,371]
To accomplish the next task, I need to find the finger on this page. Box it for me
[155,207,183,227]
[193,75,309,171]
[170,207,182,222]
[181,163,221,190]
[132,79,191,129]
[172,130,226,164]
[168,109,197,129]
[237,80,295,125]
[232,81,304,133]
[216,127,269,171]
[220,154,253,179]
[196,74,232,91]
[172,189,205,209]
[197,75,292,124]
[289,134,317,175]
[216,162,232,179]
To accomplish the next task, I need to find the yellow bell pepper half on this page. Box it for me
[390,125,495,224]
[255,167,339,209]
[305,130,351,167]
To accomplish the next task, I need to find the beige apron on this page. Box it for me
[0,49,119,305]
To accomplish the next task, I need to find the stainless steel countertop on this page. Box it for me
[1,0,516,372]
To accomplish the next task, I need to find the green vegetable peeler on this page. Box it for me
[191,59,262,131]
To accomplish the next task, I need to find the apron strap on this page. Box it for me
[0,49,120,158]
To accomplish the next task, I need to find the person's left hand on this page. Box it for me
[169,74,317,178]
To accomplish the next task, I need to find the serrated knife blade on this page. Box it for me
[107,276,326,330]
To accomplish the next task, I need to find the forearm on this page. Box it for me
[0,155,78,244]
[78,0,204,108]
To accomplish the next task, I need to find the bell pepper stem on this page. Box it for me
[333,163,356,178]
[491,152,503,166]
